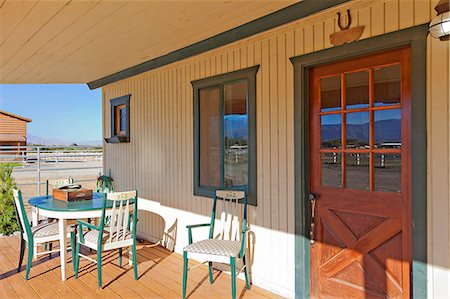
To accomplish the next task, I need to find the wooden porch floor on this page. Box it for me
[0,235,284,298]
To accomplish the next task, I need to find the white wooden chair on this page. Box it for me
[182,190,250,299]
[73,191,138,288]
[12,189,75,280]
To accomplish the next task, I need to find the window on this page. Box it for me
[106,95,131,143]
[192,66,259,205]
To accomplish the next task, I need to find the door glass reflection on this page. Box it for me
[345,153,370,190]
[346,71,369,109]
[374,64,401,107]
[321,75,341,112]
[374,154,401,193]
[374,109,401,148]
[321,152,342,188]
[346,112,369,148]
[321,114,342,148]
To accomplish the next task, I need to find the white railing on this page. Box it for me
[0,145,103,196]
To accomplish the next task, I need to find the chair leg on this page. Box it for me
[182,251,188,299]
[132,242,138,280]
[18,236,25,272]
[48,243,53,259]
[25,242,33,280]
[208,262,213,284]
[118,248,122,268]
[97,250,102,288]
[243,255,251,289]
[74,240,80,278]
[70,232,75,263]
[230,257,236,299]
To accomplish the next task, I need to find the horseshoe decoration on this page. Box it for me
[337,9,352,30]
[330,9,365,46]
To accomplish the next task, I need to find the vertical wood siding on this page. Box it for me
[102,0,448,297]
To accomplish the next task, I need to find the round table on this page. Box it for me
[28,192,108,281]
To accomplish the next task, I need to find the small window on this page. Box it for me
[192,66,259,205]
[106,95,131,143]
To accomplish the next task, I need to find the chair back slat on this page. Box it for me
[12,189,31,241]
[214,190,246,241]
[104,191,137,244]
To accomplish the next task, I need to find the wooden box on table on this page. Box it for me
[53,188,93,202]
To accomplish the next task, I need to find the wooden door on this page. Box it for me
[309,47,411,298]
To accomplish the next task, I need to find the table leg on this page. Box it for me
[32,207,38,259]
[59,218,67,281]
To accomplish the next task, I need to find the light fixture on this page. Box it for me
[429,0,450,41]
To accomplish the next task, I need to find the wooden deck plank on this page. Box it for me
[0,236,284,298]
[2,236,81,299]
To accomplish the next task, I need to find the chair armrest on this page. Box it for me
[77,220,100,231]
[186,223,210,244]
[186,223,210,229]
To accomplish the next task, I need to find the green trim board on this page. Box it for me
[290,24,428,298]
[87,0,350,90]
[192,66,259,205]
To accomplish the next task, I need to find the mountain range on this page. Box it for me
[322,119,401,143]
[27,134,102,146]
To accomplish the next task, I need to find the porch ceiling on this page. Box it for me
[0,0,296,85]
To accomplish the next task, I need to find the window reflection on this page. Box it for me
[346,112,369,148]
[321,152,342,188]
[224,81,248,188]
[321,114,342,148]
[346,71,369,109]
[199,87,221,188]
[374,109,401,148]
[346,153,370,190]
[374,154,401,192]
[374,64,401,107]
[320,75,341,112]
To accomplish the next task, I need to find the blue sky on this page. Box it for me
[0,84,101,143]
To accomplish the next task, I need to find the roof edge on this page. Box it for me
[87,0,350,90]
[0,110,32,122]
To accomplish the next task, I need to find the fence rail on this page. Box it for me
[1,145,103,197]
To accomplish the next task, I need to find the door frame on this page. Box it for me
[290,24,428,299]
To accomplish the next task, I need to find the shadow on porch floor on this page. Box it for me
[0,235,284,298]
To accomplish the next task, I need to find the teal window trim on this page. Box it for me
[192,65,259,205]
[291,24,428,298]
[105,94,131,143]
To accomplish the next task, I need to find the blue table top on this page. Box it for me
[28,192,109,212]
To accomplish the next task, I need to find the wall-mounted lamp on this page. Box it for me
[429,0,450,41]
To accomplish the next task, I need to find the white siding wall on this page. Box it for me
[102,0,449,297]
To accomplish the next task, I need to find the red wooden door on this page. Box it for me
[309,48,411,298]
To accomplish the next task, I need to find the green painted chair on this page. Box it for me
[182,190,250,299]
[95,175,114,193]
[73,190,138,288]
[12,189,75,280]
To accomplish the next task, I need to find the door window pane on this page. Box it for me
[320,75,341,112]
[374,64,401,107]
[346,112,369,148]
[374,109,401,148]
[346,71,369,109]
[199,87,221,188]
[224,81,248,188]
[321,152,342,188]
[345,153,369,190]
[374,154,401,192]
[321,114,342,148]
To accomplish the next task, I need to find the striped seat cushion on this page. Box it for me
[82,229,132,244]
[31,222,73,238]
[183,239,241,257]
